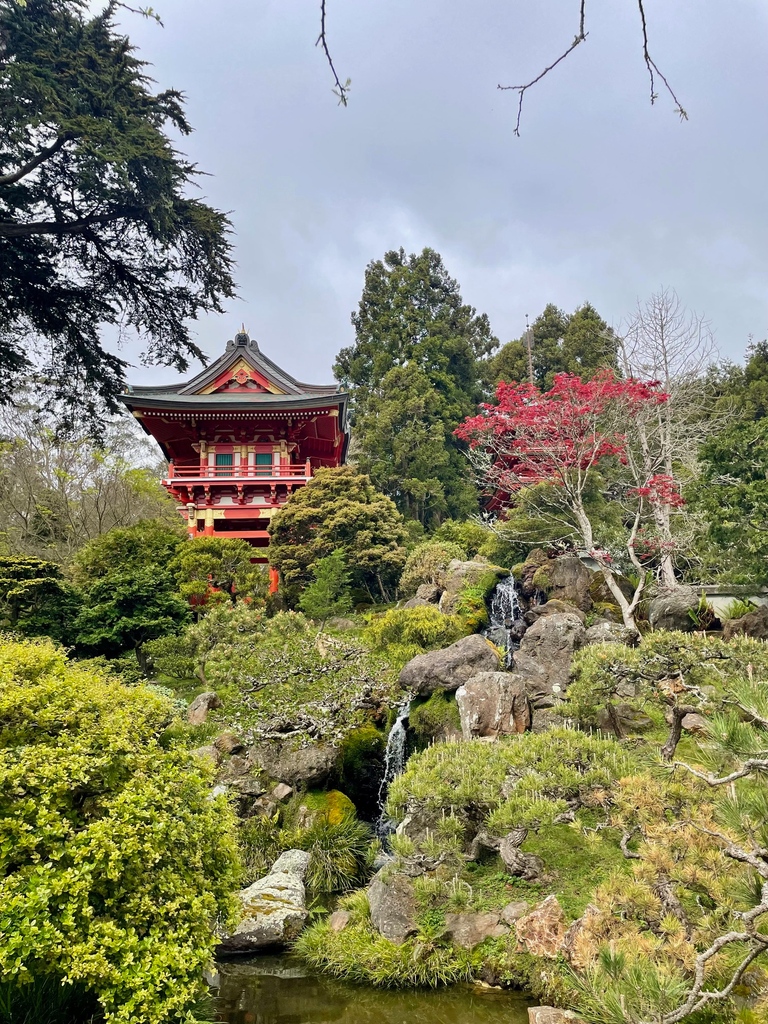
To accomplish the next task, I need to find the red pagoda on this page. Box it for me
[120,328,349,588]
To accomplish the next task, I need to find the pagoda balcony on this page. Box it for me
[166,460,313,482]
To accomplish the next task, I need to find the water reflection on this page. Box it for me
[214,956,530,1024]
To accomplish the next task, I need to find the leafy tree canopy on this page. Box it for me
[335,247,497,525]
[488,301,618,391]
[0,554,80,641]
[0,0,235,423]
[172,535,268,607]
[0,635,240,1024]
[70,518,185,584]
[298,548,353,626]
[268,465,408,603]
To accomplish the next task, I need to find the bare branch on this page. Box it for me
[316,0,350,107]
[620,830,642,859]
[660,704,701,762]
[498,0,587,137]
[0,134,73,187]
[672,758,768,786]
[636,0,688,120]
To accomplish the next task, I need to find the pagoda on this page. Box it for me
[120,328,349,588]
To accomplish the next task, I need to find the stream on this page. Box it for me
[212,956,531,1024]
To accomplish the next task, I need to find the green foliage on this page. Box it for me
[269,465,408,603]
[364,605,464,666]
[335,726,386,812]
[487,302,617,391]
[298,549,353,624]
[451,568,505,633]
[71,520,185,584]
[720,598,757,620]
[0,636,240,1024]
[0,975,99,1024]
[432,519,490,558]
[172,536,268,607]
[409,690,461,743]
[0,555,80,641]
[398,540,466,596]
[0,0,235,422]
[335,247,498,526]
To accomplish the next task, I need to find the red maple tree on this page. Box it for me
[456,371,682,629]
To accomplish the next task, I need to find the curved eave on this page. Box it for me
[119,393,349,415]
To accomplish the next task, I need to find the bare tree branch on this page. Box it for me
[316,0,350,107]
[636,0,688,120]
[0,134,75,187]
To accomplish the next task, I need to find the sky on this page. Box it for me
[119,0,768,388]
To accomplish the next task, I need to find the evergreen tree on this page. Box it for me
[0,0,235,423]
[298,549,353,626]
[488,302,617,390]
[335,248,497,526]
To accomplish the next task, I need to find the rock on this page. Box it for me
[584,621,640,647]
[537,555,593,611]
[443,912,508,948]
[250,740,338,787]
[218,754,269,797]
[438,560,507,616]
[368,871,418,944]
[562,904,603,968]
[596,703,653,736]
[190,744,221,764]
[513,613,586,706]
[214,731,244,755]
[515,895,566,958]
[500,901,530,925]
[399,634,501,696]
[682,711,708,734]
[403,597,433,609]
[328,910,351,933]
[648,586,699,632]
[220,866,308,951]
[250,796,279,818]
[516,549,550,599]
[271,782,294,803]
[723,604,768,641]
[326,616,357,631]
[187,691,221,725]
[528,1008,583,1024]
[532,599,586,624]
[416,583,443,603]
[499,838,543,880]
[456,672,532,739]
[271,849,311,879]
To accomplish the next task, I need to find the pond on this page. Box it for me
[213,956,531,1024]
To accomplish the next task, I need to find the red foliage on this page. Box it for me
[629,474,686,508]
[456,371,670,500]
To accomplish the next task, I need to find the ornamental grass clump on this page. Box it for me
[0,636,240,1024]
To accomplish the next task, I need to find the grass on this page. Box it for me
[0,978,101,1024]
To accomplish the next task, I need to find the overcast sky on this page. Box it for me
[119,0,768,388]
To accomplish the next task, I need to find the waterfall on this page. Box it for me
[375,699,411,839]
[484,574,524,668]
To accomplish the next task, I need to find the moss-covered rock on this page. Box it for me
[297,789,357,826]
[409,690,462,744]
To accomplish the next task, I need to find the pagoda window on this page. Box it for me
[215,452,233,476]
[255,452,272,477]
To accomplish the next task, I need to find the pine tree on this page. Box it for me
[298,549,353,626]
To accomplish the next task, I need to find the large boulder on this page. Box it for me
[529,1008,584,1024]
[534,555,592,612]
[442,912,508,948]
[367,870,418,944]
[219,851,309,952]
[584,620,640,647]
[513,613,586,705]
[438,559,507,615]
[399,634,501,696]
[249,740,338,788]
[515,895,566,958]
[648,586,699,632]
[723,604,768,641]
[456,672,532,739]
[187,691,221,725]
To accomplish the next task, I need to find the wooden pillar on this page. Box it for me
[269,567,279,594]
[204,508,215,537]
[186,503,198,538]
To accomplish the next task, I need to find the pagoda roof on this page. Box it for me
[120,328,346,409]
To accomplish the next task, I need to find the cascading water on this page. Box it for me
[375,699,411,839]
[484,574,524,668]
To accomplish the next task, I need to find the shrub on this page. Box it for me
[720,598,757,620]
[363,605,464,666]
[409,690,461,743]
[0,636,240,1024]
[398,541,466,596]
[432,520,490,558]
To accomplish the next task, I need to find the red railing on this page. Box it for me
[167,461,312,480]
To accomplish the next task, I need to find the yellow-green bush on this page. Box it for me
[364,605,464,666]
[398,541,466,597]
[0,637,240,1024]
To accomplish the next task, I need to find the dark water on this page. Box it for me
[213,956,531,1024]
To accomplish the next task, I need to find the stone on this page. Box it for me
[190,745,221,764]
[271,849,311,879]
[538,555,593,611]
[328,910,351,933]
[456,672,532,739]
[403,597,433,609]
[326,617,357,631]
[499,838,543,880]
[513,613,586,706]
[250,740,338,787]
[271,782,294,803]
[187,691,221,725]
[596,703,653,736]
[438,560,507,616]
[532,600,586,624]
[562,904,603,969]
[515,895,566,958]
[682,711,708,734]
[443,912,508,948]
[415,583,442,603]
[584,621,640,647]
[399,634,501,696]
[723,604,768,641]
[367,870,418,944]
[219,868,307,951]
[214,731,245,755]
[500,901,530,925]
[528,1008,583,1024]
[648,586,699,632]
